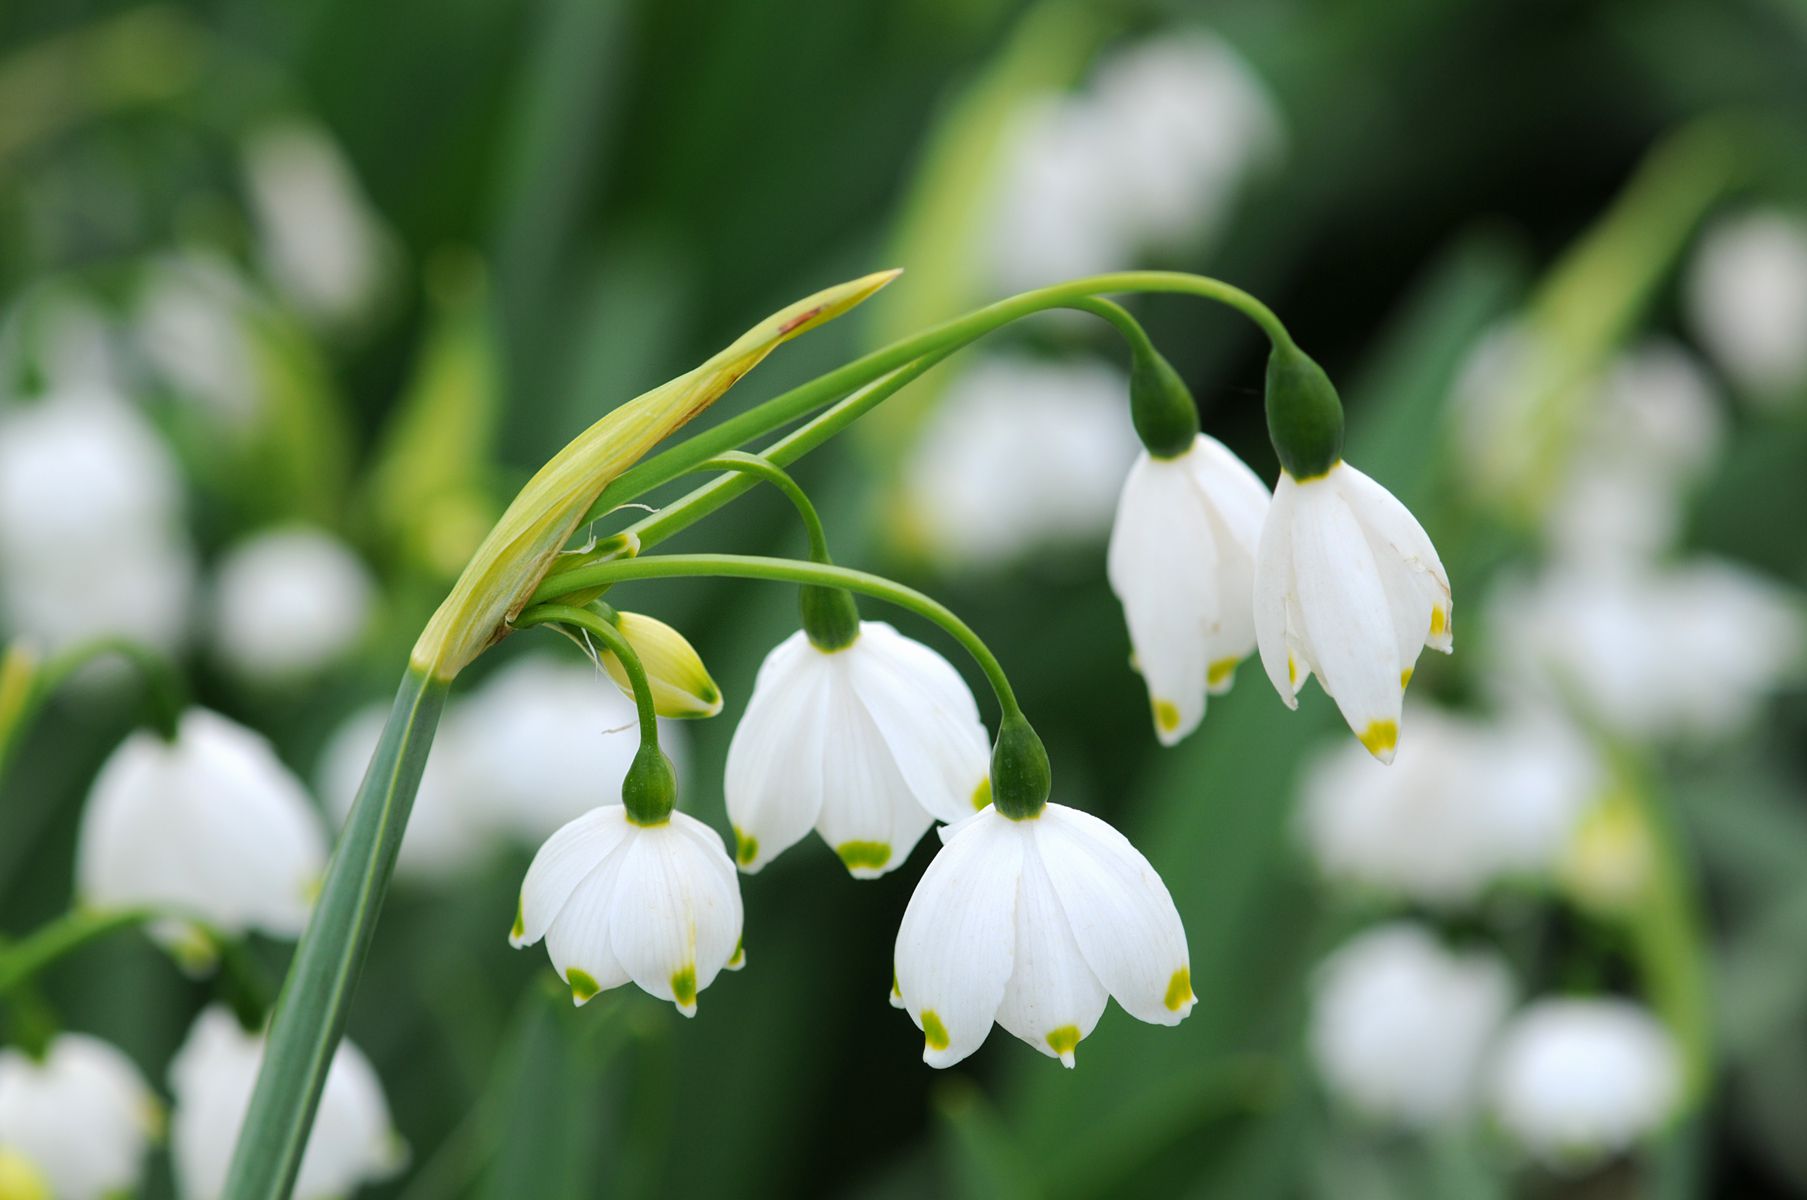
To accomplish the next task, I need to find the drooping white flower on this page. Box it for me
[1108,433,1270,744]
[900,353,1139,568]
[0,390,195,653]
[1488,998,1682,1166]
[1299,706,1600,907]
[169,1007,403,1200]
[76,709,328,942]
[726,621,990,877]
[211,526,375,681]
[318,702,488,882]
[1687,209,1807,403]
[461,655,688,842]
[0,1033,161,1200]
[1254,460,1451,760]
[511,805,744,1014]
[242,120,393,326]
[1307,923,1513,1127]
[985,33,1281,293]
[1485,558,1805,743]
[892,803,1193,1069]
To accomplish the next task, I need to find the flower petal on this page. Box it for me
[723,634,830,871]
[1253,474,1304,707]
[1036,804,1193,1026]
[815,662,935,877]
[607,825,740,1015]
[542,843,634,1004]
[993,839,1109,1067]
[894,809,1024,1067]
[513,805,633,948]
[1108,452,1220,744]
[1290,477,1404,760]
[845,623,991,824]
[1333,463,1452,654]
[665,811,745,992]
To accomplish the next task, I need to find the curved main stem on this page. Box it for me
[691,453,833,562]
[0,907,159,995]
[513,604,661,747]
[532,553,1023,719]
[581,271,1291,527]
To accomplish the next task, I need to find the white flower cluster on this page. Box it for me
[1687,208,1807,405]
[0,1011,400,1200]
[1307,924,1682,1165]
[1111,438,1453,756]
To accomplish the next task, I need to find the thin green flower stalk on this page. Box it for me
[0,636,183,785]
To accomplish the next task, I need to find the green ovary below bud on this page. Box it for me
[1129,343,1201,459]
[605,612,723,718]
[622,742,678,825]
[1264,343,1345,480]
[990,711,1051,821]
[799,585,861,652]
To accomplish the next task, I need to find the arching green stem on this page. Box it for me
[513,604,660,750]
[533,553,1023,720]
[1,637,184,786]
[581,271,1293,527]
[689,452,834,563]
[0,907,160,995]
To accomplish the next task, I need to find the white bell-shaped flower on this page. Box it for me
[169,1007,403,1200]
[76,709,328,942]
[725,622,990,878]
[1254,461,1452,760]
[892,803,1193,1069]
[511,804,744,1014]
[211,526,375,681]
[0,1034,161,1200]
[1307,923,1514,1127]
[1107,433,1269,744]
[1488,998,1681,1167]
[1299,706,1599,907]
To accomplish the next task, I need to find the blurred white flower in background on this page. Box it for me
[1687,208,1807,404]
[242,120,394,328]
[1107,433,1270,745]
[321,656,690,881]
[1488,998,1681,1167]
[1308,922,1514,1127]
[986,33,1283,293]
[511,804,745,1014]
[1299,707,1599,907]
[892,803,1194,1069]
[318,702,488,881]
[1486,558,1805,744]
[726,621,991,878]
[0,389,196,653]
[0,1033,160,1200]
[133,254,264,430]
[210,526,375,681]
[77,710,327,946]
[169,1007,402,1200]
[1543,340,1724,561]
[0,286,126,400]
[900,353,1138,568]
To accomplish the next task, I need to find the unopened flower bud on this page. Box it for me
[603,612,722,719]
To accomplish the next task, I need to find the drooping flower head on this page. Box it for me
[77,709,328,947]
[211,525,375,681]
[1108,432,1269,744]
[168,1007,403,1200]
[892,802,1193,1068]
[726,621,990,877]
[511,747,744,1015]
[0,1034,161,1200]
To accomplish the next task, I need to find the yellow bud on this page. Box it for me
[0,1150,51,1200]
[606,613,722,718]
[1561,789,1653,913]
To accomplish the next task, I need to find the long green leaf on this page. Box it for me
[223,667,448,1199]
